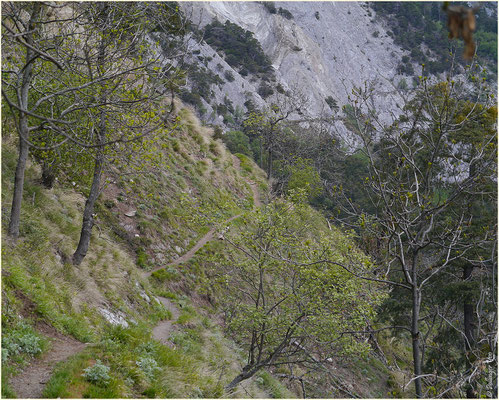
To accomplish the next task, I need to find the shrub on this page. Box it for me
[210,126,222,141]
[18,334,42,356]
[151,267,179,282]
[136,248,148,269]
[2,321,45,362]
[203,20,273,80]
[222,131,252,157]
[278,7,294,20]
[325,96,339,111]
[257,82,274,98]
[136,357,160,380]
[262,2,276,14]
[224,70,235,82]
[286,158,322,200]
[315,11,320,20]
[82,360,110,386]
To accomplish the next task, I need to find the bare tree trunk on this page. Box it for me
[8,3,41,240]
[225,365,260,392]
[463,264,476,398]
[41,162,55,189]
[72,147,103,265]
[9,129,30,239]
[411,266,423,398]
[267,147,273,180]
[73,9,107,266]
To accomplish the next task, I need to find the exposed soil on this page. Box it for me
[8,292,88,399]
[146,156,261,277]
[9,335,87,399]
[151,297,181,347]
[248,181,261,208]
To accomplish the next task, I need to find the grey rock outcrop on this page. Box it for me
[180,1,410,141]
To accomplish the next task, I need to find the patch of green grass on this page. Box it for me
[136,248,149,269]
[151,266,180,282]
[156,290,178,300]
[1,370,16,398]
[3,263,94,342]
[257,370,295,398]
[235,153,253,173]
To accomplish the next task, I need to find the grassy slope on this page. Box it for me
[2,103,402,398]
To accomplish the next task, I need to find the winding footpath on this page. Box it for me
[9,327,87,398]
[9,155,262,398]
[147,155,261,277]
[151,155,262,342]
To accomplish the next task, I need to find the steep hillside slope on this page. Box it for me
[2,100,401,398]
[1,103,273,398]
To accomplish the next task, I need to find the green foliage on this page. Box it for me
[235,153,253,173]
[185,63,223,101]
[257,370,295,398]
[373,2,497,71]
[257,82,274,98]
[325,96,339,111]
[82,360,111,386]
[136,248,149,269]
[1,319,46,363]
[136,356,161,380]
[151,266,180,282]
[224,70,235,82]
[222,130,252,157]
[204,19,274,80]
[283,158,322,200]
[210,198,386,383]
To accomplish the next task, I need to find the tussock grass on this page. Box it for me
[2,98,284,398]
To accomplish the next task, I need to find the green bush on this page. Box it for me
[2,320,45,362]
[285,158,322,200]
[222,131,252,157]
[136,248,149,269]
[224,70,235,82]
[257,82,274,98]
[82,360,110,386]
[136,356,160,380]
[151,266,179,282]
[204,19,274,80]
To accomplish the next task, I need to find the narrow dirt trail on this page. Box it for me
[9,330,87,399]
[146,156,261,277]
[231,155,261,208]
[152,296,181,346]
[8,155,264,398]
[148,155,263,342]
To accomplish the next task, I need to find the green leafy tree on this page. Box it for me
[209,193,386,391]
[335,70,496,397]
[282,158,322,200]
[244,93,305,180]
[221,130,252,157]
[69,2,186,265]
[2,2,187,260]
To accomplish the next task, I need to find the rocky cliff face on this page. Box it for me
[178,1,413,142]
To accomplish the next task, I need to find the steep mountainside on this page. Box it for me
[2,101,398,398]
[180,1,406,141]
[179,1,497,143]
